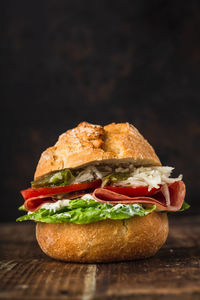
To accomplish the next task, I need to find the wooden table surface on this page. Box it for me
[0,215,200,300]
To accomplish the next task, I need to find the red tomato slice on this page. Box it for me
[21,179,102,201]
[104,185,160,197]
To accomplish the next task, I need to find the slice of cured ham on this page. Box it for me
[24,192,87,212]
[24,196,56,212]
[93,181,186,211]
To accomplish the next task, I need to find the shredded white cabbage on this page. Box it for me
[115,166,182,191]
[73,166,110,183]
[72,165,182,191]
[115,164,135,173]
[73,164,135,183]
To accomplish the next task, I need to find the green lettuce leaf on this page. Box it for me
[18,204,26,211]
[179,201,190,211]
[16,198,156,224]
[17,198,190,225]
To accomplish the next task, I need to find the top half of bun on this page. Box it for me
[34,122,161,179]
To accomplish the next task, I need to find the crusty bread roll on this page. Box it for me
[34,122,168,262]
[36,212,168,262]
[34,122,161,179]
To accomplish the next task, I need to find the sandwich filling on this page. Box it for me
[17,165,189,224]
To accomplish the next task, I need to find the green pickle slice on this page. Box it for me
[31,169,75,188]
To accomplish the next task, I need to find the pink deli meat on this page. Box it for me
[24,192,87,212]
[93,181,186,211]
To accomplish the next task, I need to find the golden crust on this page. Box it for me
[34,122,161,179]
[36,212,168,262]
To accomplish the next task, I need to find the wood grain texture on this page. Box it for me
[0,216,200,299]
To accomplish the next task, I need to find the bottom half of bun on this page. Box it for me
[36,212,169,262]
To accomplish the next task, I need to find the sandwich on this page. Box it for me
[17,122,189,262]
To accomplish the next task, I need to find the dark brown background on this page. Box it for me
[2,0,200,221]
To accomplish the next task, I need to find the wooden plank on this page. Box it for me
[0,216,200,300]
